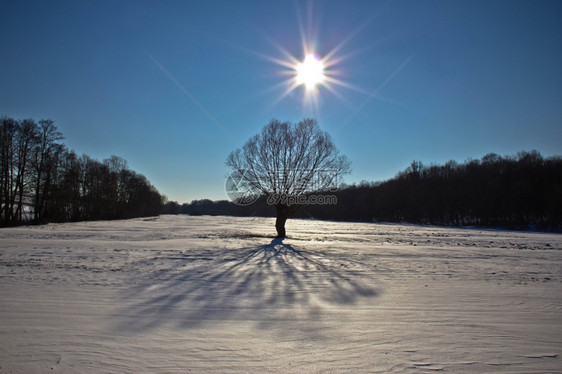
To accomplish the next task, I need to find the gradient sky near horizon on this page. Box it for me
[1,0,561,203]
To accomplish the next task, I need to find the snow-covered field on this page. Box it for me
[0,215,561,373]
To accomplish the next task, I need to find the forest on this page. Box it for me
[1,116,163,226]
[165,150,562,232]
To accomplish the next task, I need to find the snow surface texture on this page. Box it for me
[0,215,561,373]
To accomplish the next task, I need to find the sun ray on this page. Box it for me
[322,3,390,63]
[322,81,351,105]
[334,52,417,135]
[268,80,302,108]
[323,76,370,95]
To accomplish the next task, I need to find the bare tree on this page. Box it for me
[226,118,350,237]
[1,117,18,225]
[13,119,38,222]
[32,120,64,223]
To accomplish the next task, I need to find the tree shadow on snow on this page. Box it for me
[114,238,378,332]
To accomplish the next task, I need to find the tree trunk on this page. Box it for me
[275,204,294,238]
[275,212,287,238]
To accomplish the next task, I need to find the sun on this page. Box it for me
[295,54,325,90]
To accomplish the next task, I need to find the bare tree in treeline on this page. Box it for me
[227,118,350,237]
[32,120,64,222]
[0,117,42,224]
[0,116,163,226]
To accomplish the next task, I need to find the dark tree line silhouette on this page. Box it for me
[306,150,561,231]
[164,150,562,232]
[1,116,163,226]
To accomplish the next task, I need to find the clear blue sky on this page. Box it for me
[1,0,561,203]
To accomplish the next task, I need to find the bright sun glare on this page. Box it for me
[295,54,325,90]
[261,9,357,112]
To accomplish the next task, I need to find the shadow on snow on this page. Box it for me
[114,238,377,332]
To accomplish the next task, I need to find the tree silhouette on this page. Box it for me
[32,119,64,223]
[226,118,350,237]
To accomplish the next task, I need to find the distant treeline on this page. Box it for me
[1,116,163,226]
[164,150,562,232]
